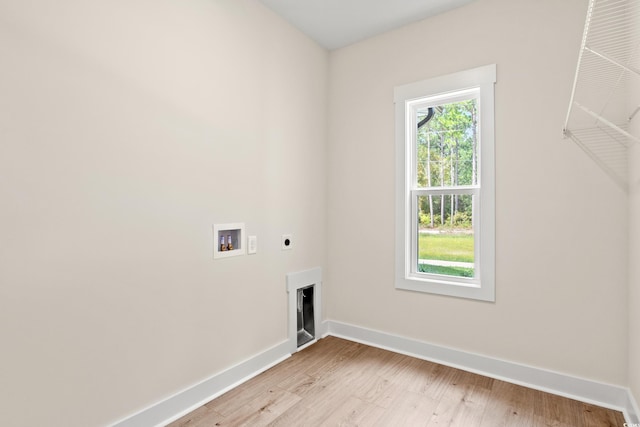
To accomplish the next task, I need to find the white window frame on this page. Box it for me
[394,64,496,302]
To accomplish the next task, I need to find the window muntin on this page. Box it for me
[394,64,495,301]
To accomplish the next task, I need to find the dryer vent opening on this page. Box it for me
[286,267,321,352]
[296,285,315,348]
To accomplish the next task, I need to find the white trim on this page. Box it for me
[109,340,290,427]
[285,267,322,294]
[627,390,640,424]
[324,320,636,422]
[109,320,639,426]
[394,64,496,302]
[393,64,498,103]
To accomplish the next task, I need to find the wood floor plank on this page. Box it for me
[204,377,273,417]
[374,388,438,426]
[581,402,628,427]
[315,396,385,427]
[417,363,461,402]
[478,380,535,427]
[167,405,225,427]
[265,401,314,426]
[352,374,395,408]
[534,388,585,426]
[276,371,318,396]
[378,353,438,396]
[426,371,492,427]
[302,340,364,380]
[168,336,627,427]
[219,387,301,427]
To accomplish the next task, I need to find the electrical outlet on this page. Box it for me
[282,234,293,250]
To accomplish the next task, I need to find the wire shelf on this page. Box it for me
[563,0,640,191]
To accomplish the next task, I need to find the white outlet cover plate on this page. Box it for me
[282,234,293,250]
[248,235,257,254]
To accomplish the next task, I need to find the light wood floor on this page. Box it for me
[168,336,625,427]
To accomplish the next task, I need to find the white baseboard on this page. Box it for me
[110,319,640,426]
[324,320,639,423]
[627,389,640,424]
[110,340,290,427]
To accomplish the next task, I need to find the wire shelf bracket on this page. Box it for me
[563,0,640,191]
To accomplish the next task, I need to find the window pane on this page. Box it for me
[417,194,474,278]
[416,98,478,187]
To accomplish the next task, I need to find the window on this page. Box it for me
[394,65,496,301]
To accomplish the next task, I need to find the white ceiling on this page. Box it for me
[259,0,477,50]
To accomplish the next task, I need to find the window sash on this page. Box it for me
[408,188,480,287]
[409,98,481,189]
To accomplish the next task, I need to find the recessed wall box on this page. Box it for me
[213,223,246,259]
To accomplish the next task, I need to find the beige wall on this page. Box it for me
[0,1,327,426]
[1,0,636,425]
[326,0,629,385]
